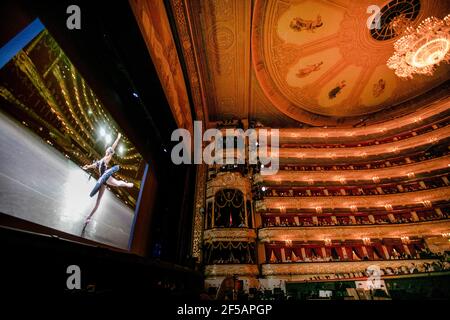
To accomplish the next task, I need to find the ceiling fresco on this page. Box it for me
[162,0,450,127]
[252,0,450,125]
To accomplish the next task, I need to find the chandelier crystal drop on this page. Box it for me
[387,14,450,79]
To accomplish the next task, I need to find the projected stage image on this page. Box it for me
[0,21,146,249]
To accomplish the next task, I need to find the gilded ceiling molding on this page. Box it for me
[205,264,259,277]
[251,0,450,126]
[261,259,439,276]
[258,220,450,242]
[252,0,337,126]
[259,186,450,210]
[168,0,208,124]
[129,0,193,134]
[260,155,450,185]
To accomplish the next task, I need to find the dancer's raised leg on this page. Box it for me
[106,176,133,188]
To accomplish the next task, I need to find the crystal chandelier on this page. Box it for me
[387,14,450,79]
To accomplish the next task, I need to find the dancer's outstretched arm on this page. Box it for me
[82,162,97,170]
[111,132,122,152]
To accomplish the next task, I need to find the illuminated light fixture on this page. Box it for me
[285,239,293,247]
[307,179,314,185]
[99,127,106,137]
[372,176,380,183]
[401,236,410,244]
[118,145,125,155]
[442,233,450,238]
[324,239,331,246]
[339,177,346,185]
[384,204,393,211]
[387,14,450,78]
[261,186,267,192]
[315,206,322,214]
[362,237,371,245]
[350,205,357,212]
[105,134,112,144]
[88,109,93,115]
[407,172,415,178]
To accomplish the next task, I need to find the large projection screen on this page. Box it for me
[0,19,146,250]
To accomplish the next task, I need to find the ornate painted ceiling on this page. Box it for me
[137,0,450,128]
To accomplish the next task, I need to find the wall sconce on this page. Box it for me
[401,236,410,244]
[441,233,450,238]
[372,176,380,183]
[339,177,346,185]
[384,204,393,211]
[324,239,331,246]
[407,172,415,179]
[280,206,286,213]
[350,205,358,212]
[362,237,371,245]
[315,206,322,214]
[285,239,293,247]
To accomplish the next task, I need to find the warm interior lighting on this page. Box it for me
[422,200,432,208]
[387,15,450,78]
[401,236,410,244]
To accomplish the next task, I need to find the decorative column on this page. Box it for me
[192,164,207,263]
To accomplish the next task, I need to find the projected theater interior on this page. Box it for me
[0,21,146,249]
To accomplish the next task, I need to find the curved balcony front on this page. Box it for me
[260,125,450,164]
[258,220,450,242]
[261,259,441,277]
[259,155,450,185]
[258,186,450,211]
[259,101,449,144]
[205,264,259,277]
[203,228,257,242]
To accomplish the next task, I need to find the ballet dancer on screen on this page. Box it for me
[81,132,133,233]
